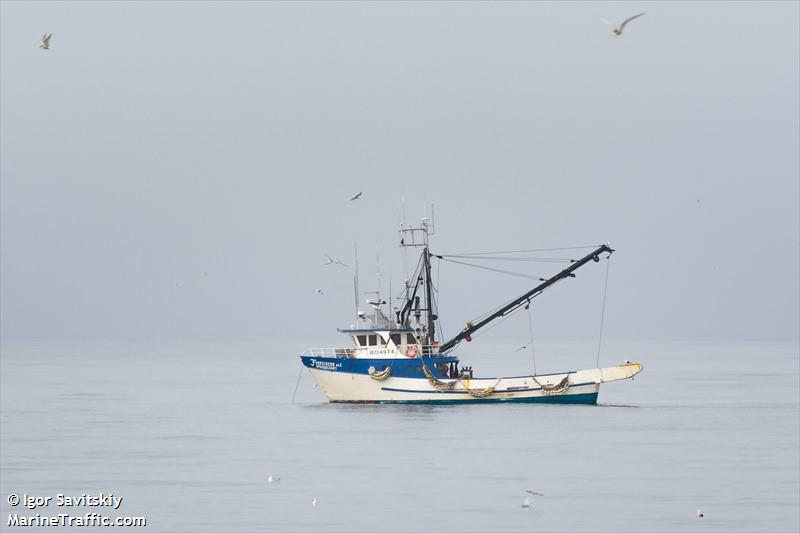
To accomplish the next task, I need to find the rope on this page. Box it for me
[468,305,527,343]
[527,305,537,375]
[396,254,424,303]
[596,256,611,368]
[463,378,502,398]
[533,375,570,396]
[431,283,446,342]
[439,255,572,263]
[368,366,391,381]
[291,365,304,403]
[436,255,441,293]
[466,290,546,344]
[437,245,602,256]
[422,363,458,390]
[423,363,502,397]
[437,257,547,282]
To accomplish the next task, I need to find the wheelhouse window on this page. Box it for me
[389,334,402,346]
[405,333,417,344]
[356,335,367,347]
[368,335,378,346]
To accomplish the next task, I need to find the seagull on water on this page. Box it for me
[602,13,645,37]
[39,33,53,50]
[267,474,280,483]
[349,192,362,201]
[521,490,543,509]
[323,254,348,267]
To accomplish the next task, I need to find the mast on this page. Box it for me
[398,208,436,343]
[423,244,435,344]
[438,244,614,354]
[353,241,360,322]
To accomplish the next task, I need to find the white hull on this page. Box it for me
[307,363,642,404]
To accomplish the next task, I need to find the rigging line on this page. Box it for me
[465,290,525,325]
[466,285,546,327]
[438,255,573,263]
[468,301,511,328]
[444,256,559,327]
[437,245,602,256]
[432,251,441,294]
[596,256,612,368]
[430,279,445,342]
[466,275,553,328]
[437,257,547,282]
[401,227,409,285]
[470,307,518,339]
[479,293,540,340]
[291,364,304,404]
[527,304,537,375]
[398,254,424,302]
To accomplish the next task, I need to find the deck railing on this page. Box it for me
[302,348,357,358]
[302,345,443,359]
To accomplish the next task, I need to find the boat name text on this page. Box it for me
[309,359,342,371]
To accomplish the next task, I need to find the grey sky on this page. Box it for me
[1,1,798,343]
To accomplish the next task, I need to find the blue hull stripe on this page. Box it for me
[301,355,459,379]
[331,392,599,405]
[300,356,581,380]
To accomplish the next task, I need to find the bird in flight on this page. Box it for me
[602,13,645,37]
[349,192,363,201]
[267,474,280,483]
[696,509,704,518]
[311,498,317,507]
[39,33,53,50]
[323,254,348,267]
[314,289,324,295]
[515,345,527,352]
[521,490,543,509]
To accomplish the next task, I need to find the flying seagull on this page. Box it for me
[696,509,704,518]
[311,498,317,507]
[267,474,280,483]
[39,33,53,50]
[515,345,527,352]
[314,289,324,295]
[349,192,363,201]
[521,490,543,509]
[323,254,348,267]
[602,13,645,37]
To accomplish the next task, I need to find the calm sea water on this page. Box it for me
[1,339,798,532]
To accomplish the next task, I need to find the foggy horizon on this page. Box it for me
[2,1,798,344]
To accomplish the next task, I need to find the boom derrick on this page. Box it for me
[438,244,614,354]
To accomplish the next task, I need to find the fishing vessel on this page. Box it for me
[300,215,642,404]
